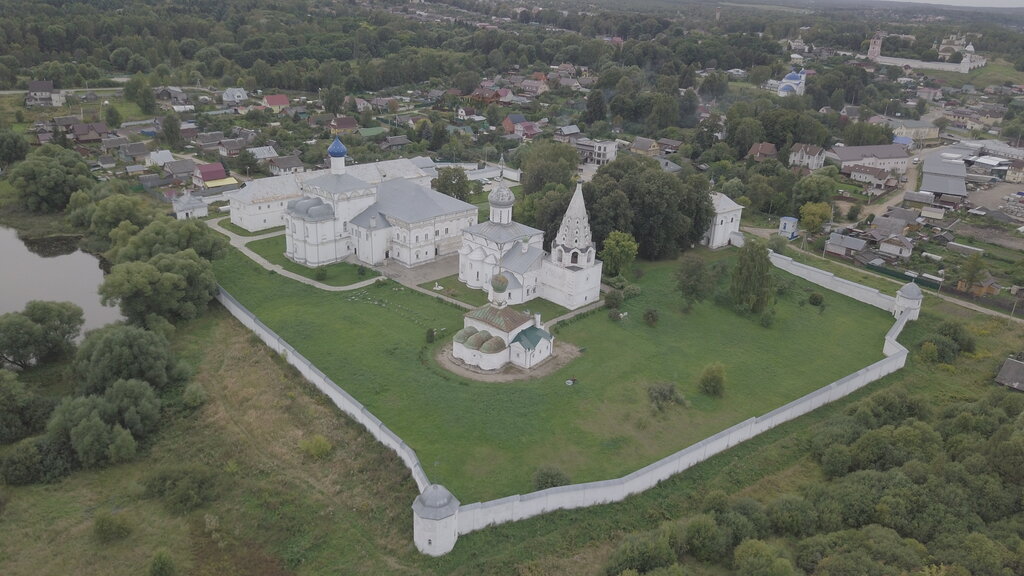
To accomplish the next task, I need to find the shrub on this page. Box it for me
[644,308,659,326]
[93,512,132,543]
[919,341,938,363]
[699,363,726,397]
[357,265,367,277]
[847,203,863,221]
[608,309,622,322]
[920,334,959,364]
[533,466,570,490]
[767,235,788,255]
[149,549,177,576]
[605,290,624,309]
[0,487,7,516]
[759,309,775,328]
[425,328,435,343]
[299,434,333,460]
[767,494,817,537]
[684,514,726,562]
[937,321,975,354]
[808,292,824,306]
[820,444,852,479]
[605,275,628,290]
[182,382,207,409]
[313,267,327,281]
[647,382,682,412]
[0,439,43,485]
[604,533,675,576]
[143,465,218,514]
[623,284,642,300]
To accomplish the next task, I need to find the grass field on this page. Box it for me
[215,247,893,501]
[419,274,572,318]
[924,58,1024,88]
[216,218,285,237]
[3,258,1018,575]
[245,235,378,287]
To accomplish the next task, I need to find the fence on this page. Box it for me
[215,288,432,492]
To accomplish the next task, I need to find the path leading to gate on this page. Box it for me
[209,216,381,292]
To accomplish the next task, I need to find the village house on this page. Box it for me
[825,232,868,259]
[193,163,228,188]
[879,235,914,260]
[747,142,778,163]
[164,158,196,182]
[262,94,290,113]
[657,138,683,154]
[572,137,617,166]
[848,165,895,194]
[788,143,826,170]
[221,87,248,105]
[268,156,305,176]
[502,114,527,134]
[25,80,65,107]
[630,137,660,157]
[1006,160,1024,184]
[120,142,149,164]
[957,272,1000,297]
[154,86,189,105]
[553,125,581,143]
[247,146,279,163]
[218,138,247,158]
[329,116,359,135]
[195,131,225,151]
[380,135,412,151]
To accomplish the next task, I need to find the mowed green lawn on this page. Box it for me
[245,235,378,287]
[215,249,893,501]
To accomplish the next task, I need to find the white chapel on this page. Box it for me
[458,178,602,311]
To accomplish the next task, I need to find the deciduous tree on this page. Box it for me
[600,230,639,277]
[8,144,94,213]
[432,167,471,201]
[677,254,713,311]
[731,241,774,313]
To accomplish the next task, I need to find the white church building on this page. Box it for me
[281,138,478,268]
[703,192,744,249]
[459,179,602,311]
[226,141,436,233]
[452,275,554,371]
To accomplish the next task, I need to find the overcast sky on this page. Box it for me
[873,0,1022,7]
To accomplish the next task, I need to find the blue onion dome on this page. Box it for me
[327,137,347,158]
[784,72,803,81]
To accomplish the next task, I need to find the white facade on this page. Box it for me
[458,182,602,311]
[228,145,436,233]
[704,193,744,249]
[452,300,554,372]
[789,144,825,171]
[827,145,910,175]
[282,139,477,269]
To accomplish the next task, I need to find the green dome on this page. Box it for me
[480,336,507,354]
[491,274,509,293]
[464,330,492,350]
[453,326,478,344]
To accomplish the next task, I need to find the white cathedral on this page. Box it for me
[459,178,602,311]
[281,138,478,268]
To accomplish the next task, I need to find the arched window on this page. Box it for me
[571,252,579,264]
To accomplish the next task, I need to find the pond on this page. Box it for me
[0,226,122,333]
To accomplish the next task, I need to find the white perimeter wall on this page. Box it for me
[454,251,911,536]
[217,248,916,550]
[215,289,431,492]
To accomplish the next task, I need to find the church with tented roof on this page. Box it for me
[458,175,602,311]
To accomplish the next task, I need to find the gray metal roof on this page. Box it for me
[288,197,335,222]
[464,220,543,245]
[831,144,909,163]
[898,282,923,300]
[500,242,545,274]
[920,172,967,197]
[350,178,475,228]
[995,358,1024,392]
[827,233,867,251]
[303,172,374,196]
[922,156,966,178]
[412,484,460,520]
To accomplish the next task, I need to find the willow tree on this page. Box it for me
[730,241,774,314]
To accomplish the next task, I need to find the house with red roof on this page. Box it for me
[262,94,290,113]
[193,163,227,187]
